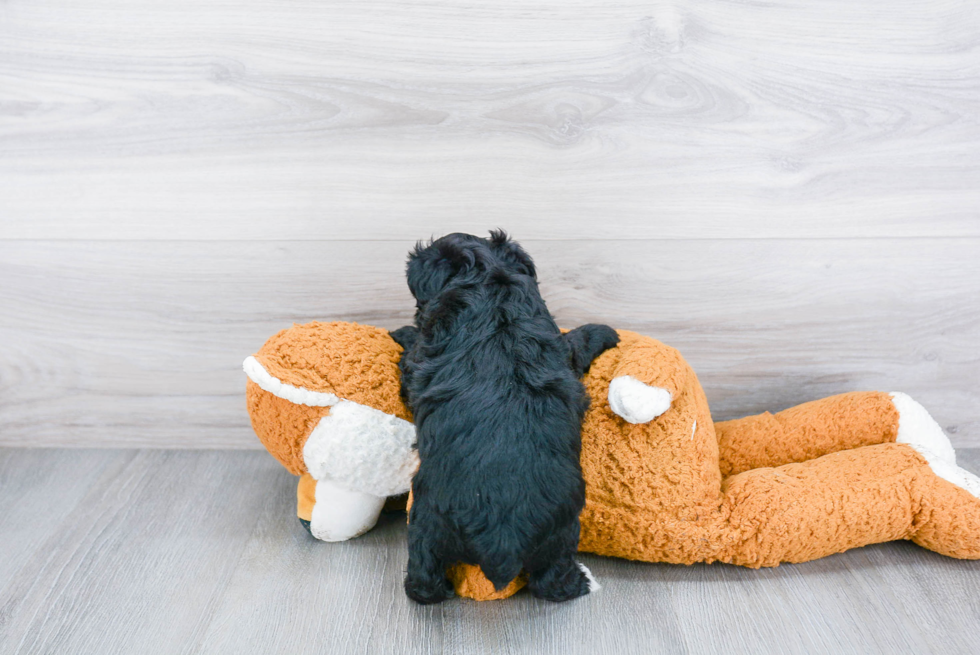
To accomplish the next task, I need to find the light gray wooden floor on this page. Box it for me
[2,447,979,655]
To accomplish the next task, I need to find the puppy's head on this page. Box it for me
[487,229,536,279]
[406,232,491,305]
[406,230,536,305]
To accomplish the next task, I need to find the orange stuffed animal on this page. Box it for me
[245,321,980,600]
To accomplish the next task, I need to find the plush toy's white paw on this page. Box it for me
[890,391,980,499]
[310,478,386,542]
[608,376,672,424]
[927,460,980,499]
[891,392,956,465]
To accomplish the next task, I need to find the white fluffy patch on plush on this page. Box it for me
[303,400,420,497]
[890,391,980,499]
[927,460,980,499]
[577,562,601,593]
[890,392,956,465]
[608,376,672,424]
[243,356,340,407]
[310,477,386,542]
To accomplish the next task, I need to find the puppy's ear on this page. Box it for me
[488,229,536,279]
[406,234,487,302]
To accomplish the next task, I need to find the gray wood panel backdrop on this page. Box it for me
[2,0,978,448]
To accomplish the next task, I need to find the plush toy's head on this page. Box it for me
[244,322,419,539]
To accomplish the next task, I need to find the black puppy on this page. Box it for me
[391,231,619,604]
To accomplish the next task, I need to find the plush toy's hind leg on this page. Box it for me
[909,472,980,558]
[717,442,979,566]
[715,391,900,476]
[885,394,980,557]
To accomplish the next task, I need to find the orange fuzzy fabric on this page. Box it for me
[715,391,900,477]
[297,473,316,522]
[246,322,410,475]
[245,322,980,601]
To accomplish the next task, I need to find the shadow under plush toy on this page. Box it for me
[244,321,980,600]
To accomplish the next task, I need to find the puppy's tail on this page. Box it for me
[478,551,524,592]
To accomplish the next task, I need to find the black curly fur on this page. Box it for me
[392,231,618,604]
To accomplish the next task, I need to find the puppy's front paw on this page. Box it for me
[608,376,671,424]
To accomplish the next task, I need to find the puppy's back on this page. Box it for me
[408,277,588,587]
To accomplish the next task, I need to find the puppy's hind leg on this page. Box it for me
[404,518,454,605]
[525,519,597,602]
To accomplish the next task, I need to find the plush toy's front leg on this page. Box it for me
[297,473,316,532]
[297,473,388,541]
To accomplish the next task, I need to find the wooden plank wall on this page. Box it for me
[2,1,978,448]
